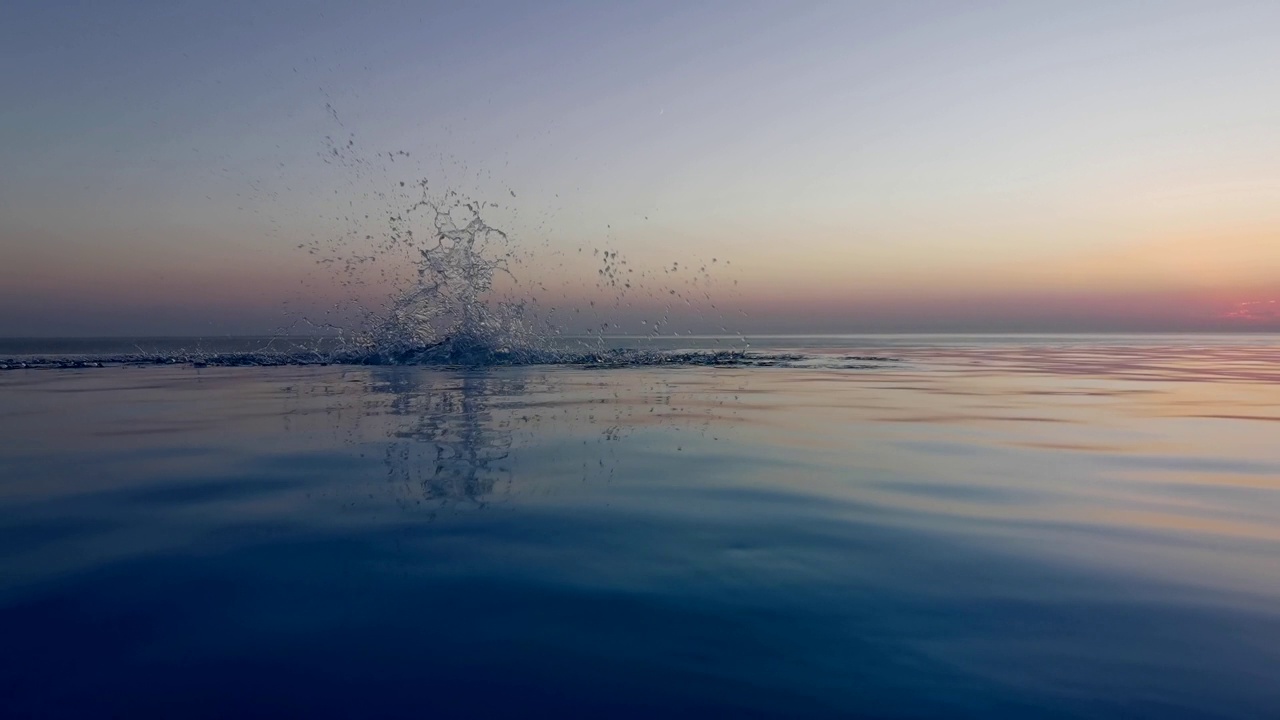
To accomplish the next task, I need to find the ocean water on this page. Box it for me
[2,334,1279,718]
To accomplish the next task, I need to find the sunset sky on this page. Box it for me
[3,0,1278,335]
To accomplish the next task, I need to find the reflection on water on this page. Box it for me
[884,340,1280,384]
[374,371,521,508]
[1,336,1279,717]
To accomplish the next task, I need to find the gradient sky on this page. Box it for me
[2,0,1278,335]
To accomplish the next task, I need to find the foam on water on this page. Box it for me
[0,347,861,371]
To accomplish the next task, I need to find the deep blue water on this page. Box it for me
[2,336,1279,718]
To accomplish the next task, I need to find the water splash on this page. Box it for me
[281,137,770,366]
[339,189,549,364]
[0,128,890,370]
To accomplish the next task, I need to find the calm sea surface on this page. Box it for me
[2,335,1279,718]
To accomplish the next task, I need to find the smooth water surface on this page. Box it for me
[2,336,1279,717]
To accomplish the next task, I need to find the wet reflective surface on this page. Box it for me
[2,336,1279,717]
